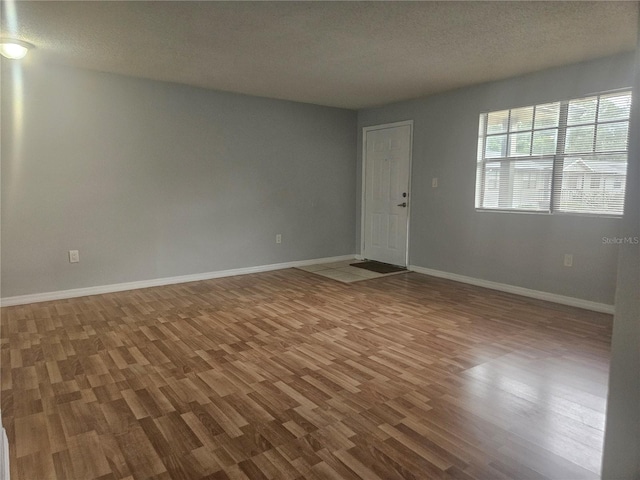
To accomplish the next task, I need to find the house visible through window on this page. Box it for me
[475,90,632,215]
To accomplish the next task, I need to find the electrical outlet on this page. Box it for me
[276,234,282,244]
[564,253,573,267]
[432,177,438,188]
[69,250,80,263]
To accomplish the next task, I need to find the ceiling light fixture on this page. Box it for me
[0,39,33,59]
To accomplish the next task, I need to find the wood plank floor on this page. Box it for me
[1,269,612,480]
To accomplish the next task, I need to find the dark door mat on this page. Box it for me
[350,261,407,274]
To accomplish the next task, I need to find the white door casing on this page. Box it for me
[362,121,413,266]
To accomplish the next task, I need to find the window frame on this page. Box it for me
[475,89,632,217]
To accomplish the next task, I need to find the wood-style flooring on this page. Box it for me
[1,269,612,480]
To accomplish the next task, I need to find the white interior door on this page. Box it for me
[363,122,412,266]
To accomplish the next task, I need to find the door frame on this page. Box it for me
[360,120,414,267]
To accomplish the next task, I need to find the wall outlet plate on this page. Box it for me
[69,250,80,263]
[564,253,573,267]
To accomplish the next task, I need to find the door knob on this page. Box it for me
[397,202,407,207]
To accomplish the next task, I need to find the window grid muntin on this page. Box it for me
[476,90,631,216]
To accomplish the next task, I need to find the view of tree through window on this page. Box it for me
[475,90,632,215]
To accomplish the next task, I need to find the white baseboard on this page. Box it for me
[409,265,615,314]
[0,254,356,307]
[2,256,614,315]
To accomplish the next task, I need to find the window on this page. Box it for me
[475,90,631,215]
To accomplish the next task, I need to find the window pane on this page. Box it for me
[565,125,595,154]
[478,114,486,136]
[480,162,501,208]
[509,106,533,131]
[511,160,552,211]
[509,132,531,156]
[485,134,507,158]
[479,160,551,211]
[534,103,560,129]
[596,121,629,152]
[532,129,558,155]
[567,97,597,125]
[486,110,509,134]
[559,154,627,215]
[598,93,632,122]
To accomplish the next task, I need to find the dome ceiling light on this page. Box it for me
[0,39,33,59]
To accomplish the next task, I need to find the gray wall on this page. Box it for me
[358,53,636,305]
[1,62,357,297]
[602,22,640,480]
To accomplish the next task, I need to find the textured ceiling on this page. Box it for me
[2,1,638,109]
